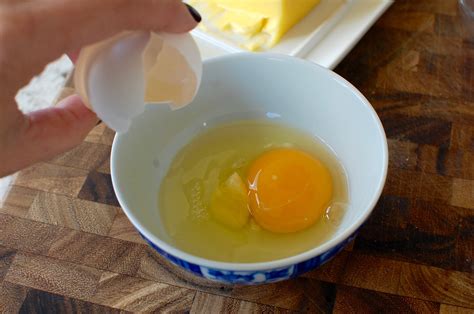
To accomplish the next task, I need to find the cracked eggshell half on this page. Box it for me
[74,31,202,133]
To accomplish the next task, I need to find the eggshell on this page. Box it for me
[74,31,202,132]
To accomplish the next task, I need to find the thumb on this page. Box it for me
[1,95,98,176]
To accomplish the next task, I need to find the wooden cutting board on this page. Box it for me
[1,0,473,312]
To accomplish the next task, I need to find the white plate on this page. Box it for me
[192,0,393,69]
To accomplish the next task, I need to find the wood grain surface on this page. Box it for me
[1,0,473,312]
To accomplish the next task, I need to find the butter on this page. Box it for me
[189,0,320,51]
[209,172,249,230]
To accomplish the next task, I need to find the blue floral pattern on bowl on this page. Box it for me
[140,231,358,285]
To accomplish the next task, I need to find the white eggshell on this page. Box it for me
[74,31,202,133]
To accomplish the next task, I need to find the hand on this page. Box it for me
[0,0,200,177]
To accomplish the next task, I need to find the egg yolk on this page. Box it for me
[247,148,333,233]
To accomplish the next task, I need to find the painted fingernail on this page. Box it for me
[185,4,202,23]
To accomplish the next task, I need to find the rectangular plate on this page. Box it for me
[192,0,393,69]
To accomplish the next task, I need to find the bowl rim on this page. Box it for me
[111,52,389,271]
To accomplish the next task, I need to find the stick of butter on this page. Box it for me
[188,0,320,51]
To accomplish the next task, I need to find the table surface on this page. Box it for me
[1,0,473,312]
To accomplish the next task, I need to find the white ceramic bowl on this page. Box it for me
[111,53,388,284]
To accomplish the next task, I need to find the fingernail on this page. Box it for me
[185,4,202,23]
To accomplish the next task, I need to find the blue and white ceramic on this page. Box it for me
[111,53,388,285]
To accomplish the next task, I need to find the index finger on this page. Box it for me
[2,0,199,72]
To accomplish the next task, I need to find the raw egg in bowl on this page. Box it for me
[111,53,388,284]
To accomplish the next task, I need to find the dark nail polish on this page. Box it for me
[96,120,102,126]
[185,3,202,23]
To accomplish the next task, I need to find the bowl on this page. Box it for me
[111,53,388,284]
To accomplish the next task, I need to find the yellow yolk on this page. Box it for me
[247,148,333,233]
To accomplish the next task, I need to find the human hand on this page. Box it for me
[0,0,200,177]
